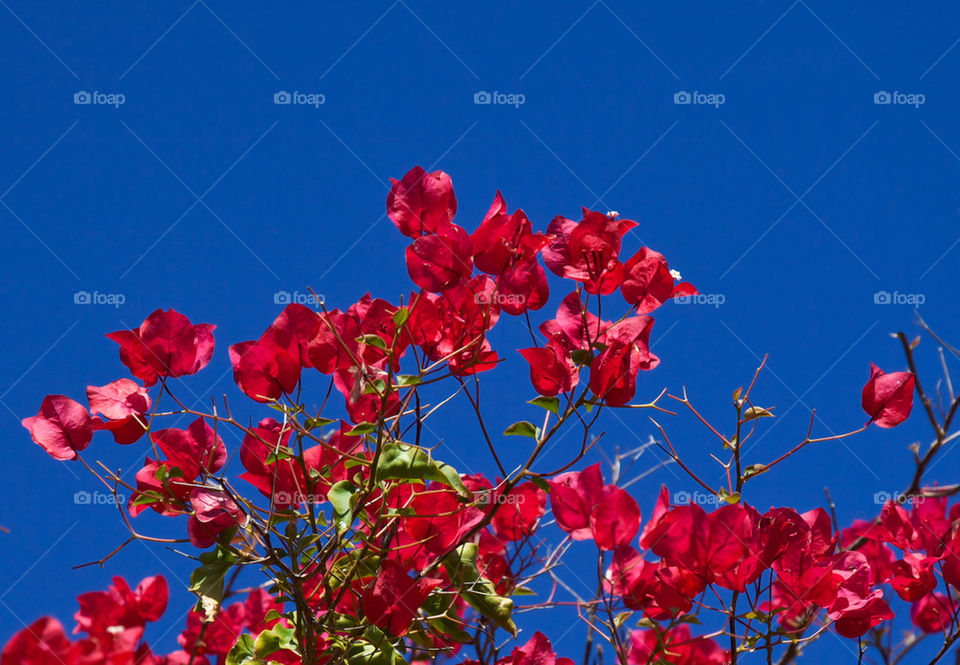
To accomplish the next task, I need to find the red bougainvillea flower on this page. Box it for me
[229,338,300,403]
[239,418,332,506]
[505,632,574,665]
[828,586,895,638]
[153,417,227,479]
[620,247,698,314]
[239,418,301,504]
[606,546,701,619]
[470,192,551,315]
[361,559,442,636]
[490,482,547,541]
[472,192,532,275]
[539,291,609,351]
[549,463,641,549]
[627,625,727,665]
[22,395,93,460]
[588,316,659,406]
[107,309,215,386]
[639,490,758,590]
[889,552,937,601]
[387,166,457,237]
[519,334,579,396]
[87,379,150,444]
[187,487,246,548]
[462,632,573,665]
[912,593,952,633]
[0,617,71,665]
[543,209,637,294]
[74,576,168,637]
[396,482,485,568]
[128,418,227,517]
[877,499,920,550]
[308,308,362,374]
[405,223,474,292]
[840,520,896,586]
[412,276,502,375]
[861,362,915,427]
[179,604,246,659]
[230,303,321,402]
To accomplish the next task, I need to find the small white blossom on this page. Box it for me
[669,269,682,281]
[606,210,619,218]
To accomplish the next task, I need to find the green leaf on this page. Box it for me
[130,490,165,507]
[528,476,551,493]
[395,374,422,387]
[264,446,295,465]
[328,480,360,532]
[305,415,335,430]
[718,488,741,505]
[742,463,767,480]
[225,634,258,665]
[528,395,560,414]
[254,624,300,659]
[443,544,516,636]
[613,612,632,629]
[189,546,237,620]
[348,422,378,436]
[392,307,410,327]
[375,442,470,498]
[570,349,593,366]
[358,334,389,351]
[503,421,540,440]
[742,406,775,421]
[421,594,472,643]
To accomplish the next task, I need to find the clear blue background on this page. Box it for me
[1,2,958,662]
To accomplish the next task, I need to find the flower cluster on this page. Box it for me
[9,167,949,665]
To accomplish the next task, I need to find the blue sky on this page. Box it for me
[1,1,958,661]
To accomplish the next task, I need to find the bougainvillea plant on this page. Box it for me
[5,166,959,665]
